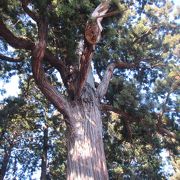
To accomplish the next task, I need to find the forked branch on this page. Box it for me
[0,19,34,50]
[97,61,136,98]
[76,1,110,97]
[0,18,66,85]
[101,104,130,118]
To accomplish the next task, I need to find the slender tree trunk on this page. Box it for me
[40,125,48,180]
[66,85,108,180]
[0,146,12,180]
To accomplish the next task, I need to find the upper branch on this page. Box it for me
[0,53,23,62]
[0,19,34,50]
[132,28,153,44]
[0,18,66,83]
[76,1,110,97]
[21,0,38,22]
[32,18,70,119]
[97,61,136,98]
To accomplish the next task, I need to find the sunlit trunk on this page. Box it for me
[66,85,108,180]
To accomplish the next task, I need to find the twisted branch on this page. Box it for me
[32,17,70,119]
[76,1,110,97]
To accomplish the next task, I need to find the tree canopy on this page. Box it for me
[0,0,179,179]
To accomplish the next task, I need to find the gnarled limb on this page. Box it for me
[97,61,136,98]
[0,19,34,50]
[76,1,110,97]
[32,18,70,119]
[0,53,23,62]
[0,19,67,86]
[85,1,110,44]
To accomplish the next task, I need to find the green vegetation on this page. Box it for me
[0,0,179,179]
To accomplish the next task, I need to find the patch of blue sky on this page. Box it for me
[0,75,20,100]
[160,149,175,177]
[173,0,179,5]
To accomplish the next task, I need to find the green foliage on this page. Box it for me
[0,0,179,179]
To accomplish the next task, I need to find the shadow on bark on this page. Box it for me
[66,84,108,180]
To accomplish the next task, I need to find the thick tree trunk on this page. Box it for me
[66,85,108,180]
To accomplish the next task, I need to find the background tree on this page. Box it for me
[0,0,179,179]
[0,84,67,179]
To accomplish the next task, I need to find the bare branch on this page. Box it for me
[0,53,23,62]
[21,0,38,22]
[85,1,110,44]
[0,19,34,50]
[32,17,70,119]
[97,61,136,98]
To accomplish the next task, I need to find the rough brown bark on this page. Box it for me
[67,85,108,180]
[32,17,71,120]
[0,19,67,85]
[21,0,38,22]
[77,1,110,97]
